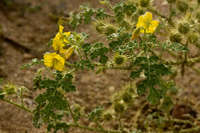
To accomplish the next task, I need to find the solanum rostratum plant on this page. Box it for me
[1,0,200,132]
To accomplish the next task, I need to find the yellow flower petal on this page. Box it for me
[53,54,65,71]
[44,53,54,68]
[52,32,65,51]
[64,32,71,37]
[146,20,159,33]
[63,32,71,44]
[43,52,65,71]
[137,15,144,28]
[59,25,64,33]
[144,12,152,22]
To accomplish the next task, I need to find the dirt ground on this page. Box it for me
[0,0,200,133]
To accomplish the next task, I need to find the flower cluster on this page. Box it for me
[132,12,159,40]
[43,25,74,71]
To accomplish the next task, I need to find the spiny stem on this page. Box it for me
[1,98,32,113]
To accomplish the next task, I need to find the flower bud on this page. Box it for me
[188,33,198,44]
[178,22,190,34]
[176,1,188,12]
[114,103,125,113]
[140,0,150,7]
[170,33,182,43]
[131,28,141,40]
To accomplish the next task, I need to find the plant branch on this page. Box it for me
[1,98,32,113]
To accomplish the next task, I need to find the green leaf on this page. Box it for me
[89,43,109,64]
[150,64,171,76]
[69,13,82,29]
[99,55,108,64]
[134,56,148,65]
[123,4,136,16]
[82,43,91,55]
[160,96,173,113]
[80,5,95,24]
[136,80,148,96]
[95,8,109,19]
[40,79,58,89]
[60,74,76,92]
[75,60,94,70]
[130,70,141,79]
[109,40,122,49]
[147,88,161,105]
[113,2,125,21]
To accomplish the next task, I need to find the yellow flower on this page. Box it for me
[59,25,64,33]
[136,12,159,33]
[52,33,64,51]
[63,32,71,44]
[60,46,74,60]
[52,25,71,52]
[43,52,65,71]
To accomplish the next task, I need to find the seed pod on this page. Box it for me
[188,33,198,44]
[95,22,105,33]
[114,103,125,113]
[178,23,190,34]
[122,92,132,103]
[114,54,126,65]
[140,0,150,7]
[170,33,182,43]
[167,0,176,3]
[105,25,116,35]
[176,1,188,12]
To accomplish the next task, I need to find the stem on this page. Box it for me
[67,101,77,124]
[180,127,200,133]
[1,98,32,113]
[69,123,121,133]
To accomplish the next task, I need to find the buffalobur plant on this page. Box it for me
[1,0,200,132]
